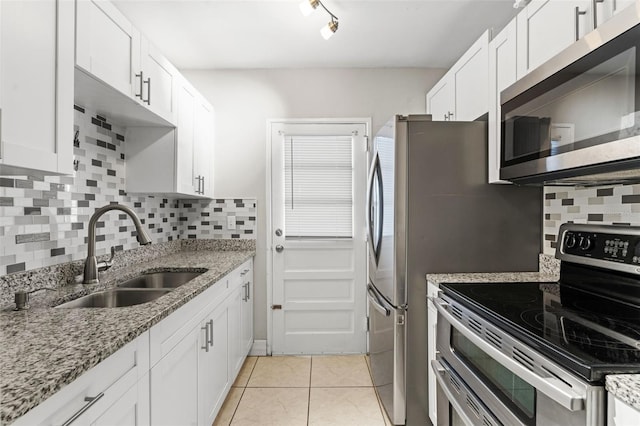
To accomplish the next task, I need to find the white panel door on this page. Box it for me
[270,121,368,355]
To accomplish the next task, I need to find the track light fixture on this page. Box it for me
[299,0,339,39]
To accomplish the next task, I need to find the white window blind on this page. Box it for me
[284,135,353,238]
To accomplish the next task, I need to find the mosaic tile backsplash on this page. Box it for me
[543,184,640,255]
[0,106,256,277]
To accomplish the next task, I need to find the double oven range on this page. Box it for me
[431,223,640,426]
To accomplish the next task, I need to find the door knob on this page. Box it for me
[275,229,283,236]
[275,245,284,253]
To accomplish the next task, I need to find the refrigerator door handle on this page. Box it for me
[367,284,391,317]
[366,153,384,264]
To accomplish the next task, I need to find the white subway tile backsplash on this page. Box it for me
[543,183,640,255]
[0,105,256,277]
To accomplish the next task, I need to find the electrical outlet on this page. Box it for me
[227,216,236,230]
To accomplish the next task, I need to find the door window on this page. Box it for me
[284,135,353,238]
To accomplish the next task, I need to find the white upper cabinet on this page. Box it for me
[426,30,491,122]
[124,76,215,199]
[453,30,490,121]
[76,0,140,99]
[0,0,74,175]
[75,0,179,126]
[194,96,215,198]
[139,36,179,124]
[516,0,593,79]
[595,0,636,26]
[488,20,518,184]
[426,76,455,121]
[176,81,197,195]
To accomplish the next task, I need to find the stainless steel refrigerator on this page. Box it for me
[367,115,541,425]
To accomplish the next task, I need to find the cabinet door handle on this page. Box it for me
[195,175,202,194]
[135,71,144,101]
[575,7,587,41]
[592,0,604,28]
[60,393,105,426]
[145,77,151,105]
[201,322,210,352]
[208,319,214,347]
[201,176,205,194]
[246,282,251,301]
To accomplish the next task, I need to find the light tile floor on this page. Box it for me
[213,355,392,426]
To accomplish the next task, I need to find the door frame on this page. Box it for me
[265,117,371,355]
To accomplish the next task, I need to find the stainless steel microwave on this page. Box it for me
[500,3,640,186]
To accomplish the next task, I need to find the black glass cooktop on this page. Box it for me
[440,281,640,383]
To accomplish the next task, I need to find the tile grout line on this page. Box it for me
[227,357,258,426]
[307,356,313,425]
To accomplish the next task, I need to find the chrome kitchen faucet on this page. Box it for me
[83,204,151,284]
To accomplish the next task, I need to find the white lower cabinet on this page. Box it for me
[241,263,254,356]
[149,258,253,425]
[12,332,150,426]
[426,280,439,426]
[150,327,200,426]
[93,375,150,426]
[608,393,640,425]
[199,302,230,426]
[228,282,245,379]
[13,259,254,426]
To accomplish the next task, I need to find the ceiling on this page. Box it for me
[112,0,519,70]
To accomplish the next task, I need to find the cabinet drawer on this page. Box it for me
[13,331,149,426]
[149,276,228,366]
[229,259,252,292]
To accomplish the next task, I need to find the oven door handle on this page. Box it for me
[433,297,586,412]
[431,359,507,426]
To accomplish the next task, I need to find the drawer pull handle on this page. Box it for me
[61,392,104,426]
[201,322,210,352]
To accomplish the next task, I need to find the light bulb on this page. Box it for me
[299,0,319,16]
[320,20,338,40]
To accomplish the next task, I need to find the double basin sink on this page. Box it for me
[56,271,204,309]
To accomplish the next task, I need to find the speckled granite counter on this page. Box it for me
[427,270,559,287]
[607,375,640,411]
[0,243,255,424]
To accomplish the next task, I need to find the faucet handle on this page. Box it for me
[97,246,117,272]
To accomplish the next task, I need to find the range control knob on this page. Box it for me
[579,236,594,251]
[565,234,577,249]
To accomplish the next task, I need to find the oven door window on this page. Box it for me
[452,329,536,425]
[502,25,639,167]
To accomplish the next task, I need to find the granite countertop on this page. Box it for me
[607,375,640,411]
[0,246,255,424]
[427,264,640,412]
[427,270,559,287]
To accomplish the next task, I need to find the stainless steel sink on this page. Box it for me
[117,271,203,289]
[56,289,173,309]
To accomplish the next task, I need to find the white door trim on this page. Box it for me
[265,117,371,355]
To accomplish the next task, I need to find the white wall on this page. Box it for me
[183,67,445,341]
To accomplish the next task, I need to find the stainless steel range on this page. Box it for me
[432,223,640,426]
